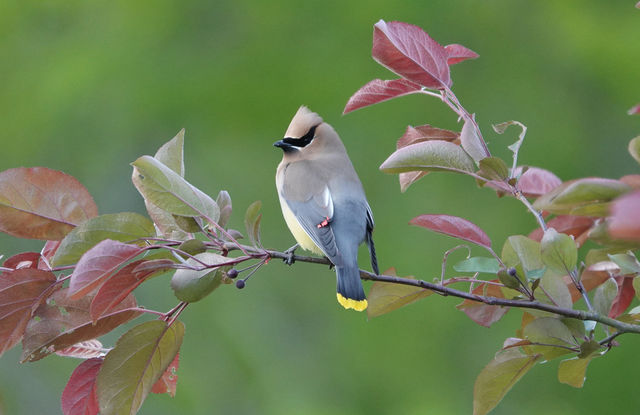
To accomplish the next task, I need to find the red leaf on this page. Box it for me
[69,240,144,300]
[56,339,107,359]
[0,268,57,356]
[516,167,562,197]
[609,277,634,318]
[90,259,173,322]
[3,252,41,270]
[444,43,479,65]
[343,78,422,114]
[410,214,492,248]
[457,280,508,327]
[61,358,102,415]
[151,352,180,397]
[628,103,640,115]
[21,288,140,362]
[528,215,595,247]
[372,20,451,90]
[0,167,98,240]
[397,124,460,149]
[608,190,640,240]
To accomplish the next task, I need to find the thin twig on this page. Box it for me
[514,190,547,231]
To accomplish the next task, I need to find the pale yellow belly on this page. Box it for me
[279,196,324,255]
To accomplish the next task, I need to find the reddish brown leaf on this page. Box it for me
[343,78,422,114]
[609,190,640,240]
[90,259,172,322]
[564,265,610,302]
[516,167,562,198]
[69,240,144,300]
[410,214,491,248]
[609,277,635,318]
[61,358,102,415]
[0,167,98,240]
[0,268,57,356]
[21,288,141,362]
[56,339,107,359]
[40,240,61,269]
[372,20,451,90]
[3,252,41,270]
[397,124,460,149]
[457,280,509,327]
[444,43,479,65]
[151,352,180,397]
[528,216,595,247]
[628,104,640,115]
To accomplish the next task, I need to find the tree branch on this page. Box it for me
[221,243,640,338]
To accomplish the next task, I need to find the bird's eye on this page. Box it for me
[282,124,318,148]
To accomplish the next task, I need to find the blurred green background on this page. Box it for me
[1,1,639,414]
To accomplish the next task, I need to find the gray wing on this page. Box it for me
[285,186,343,267]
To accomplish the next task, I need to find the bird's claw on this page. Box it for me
[283,244,299,266]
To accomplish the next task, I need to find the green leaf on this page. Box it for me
[478,157,509,181]
[177,239,207,256]
[460,115,488,163]
[608,252,640,275]
[629,136,640,165]
[216,190,232,228]
[131,155,219,222]
[558,356,594,388]
[536,270,572,311]
[379,140,475,175]
[139,130,189,240]
[244,201,262,248]
[578,339,601,358]
[367,274,433,318]
[97,320,184,415]
[154,129,185,177]
[453,257,501,274]
[593,278,617,316]
[533,178,630,216]
[170,252,229,302]
[522,317,576,361]
[497,268,521,289]
[634,276,640,300]
[172,214,202,233]
[52,212,156,266]
[540,228,577,275]
[561,318,586,340]
[501,235,543,279]
[473,348,541,415]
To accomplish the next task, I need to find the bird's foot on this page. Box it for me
[283,243,299,266]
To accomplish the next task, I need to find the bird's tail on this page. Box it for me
[336,263,367,311]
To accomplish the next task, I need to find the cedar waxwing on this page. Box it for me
[274,106,379,311]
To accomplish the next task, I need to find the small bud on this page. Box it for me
[227,269,239,279]
[507,267,517,277]
[235,280,246,289]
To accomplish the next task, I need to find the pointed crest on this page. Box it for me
[285,106,323,138]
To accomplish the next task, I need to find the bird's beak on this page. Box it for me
[273,139,293,151]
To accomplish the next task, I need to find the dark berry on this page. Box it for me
[227,269,239,279]
[235,280,246,289]
[507,267,517,277]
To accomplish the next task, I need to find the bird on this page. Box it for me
[274,106,378,311]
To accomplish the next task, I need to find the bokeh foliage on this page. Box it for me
[0,1,639,414]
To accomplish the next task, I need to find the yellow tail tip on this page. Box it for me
[337,293,368,311]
